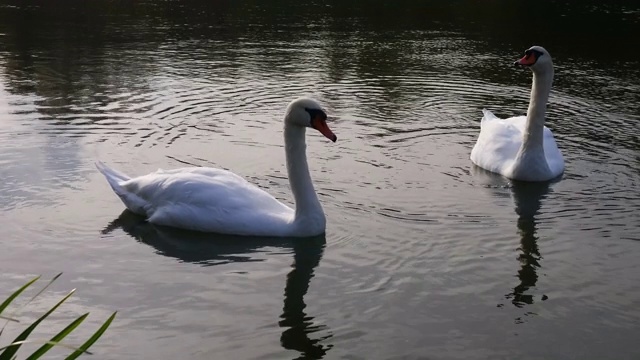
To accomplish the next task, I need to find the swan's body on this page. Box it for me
[97,97,337,237]
[470,110,564,181]
[471,46,564,182]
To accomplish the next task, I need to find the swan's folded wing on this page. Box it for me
[542,128,565,177]
[120,168,294,233]
[471,112,525,175]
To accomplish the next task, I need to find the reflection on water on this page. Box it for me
[103,211,280,266]
[102,211,332,359]
[506,180,552,310]
[472,165,554,318]
[279,236,333,359]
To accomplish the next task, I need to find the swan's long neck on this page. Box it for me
[521,68,553,152]
[284,125,323,220]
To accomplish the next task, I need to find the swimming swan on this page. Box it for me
[470,46,564,182]
[96,97,337,237]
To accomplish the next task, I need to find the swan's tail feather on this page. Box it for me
[95,161,130,190]
[95,161,149,216]
[481,108,498,121]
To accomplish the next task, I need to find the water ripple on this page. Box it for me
[1,7,639,359]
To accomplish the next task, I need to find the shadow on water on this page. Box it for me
[472,166,557,314]
[102,210,333,359]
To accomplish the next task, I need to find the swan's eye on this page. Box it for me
[525,49,543,60]
[305,108,327,122]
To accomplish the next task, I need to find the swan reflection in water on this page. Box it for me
[102,210,333,359]
[473,166,557,310]
[507,179,552,309]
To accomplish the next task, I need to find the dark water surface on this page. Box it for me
[1,1,639,359]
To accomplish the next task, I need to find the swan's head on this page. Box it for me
[285,97,337,142]
[514,46,553,73]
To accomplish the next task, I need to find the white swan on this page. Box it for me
[96,97,337,237]
[470,46,564,182]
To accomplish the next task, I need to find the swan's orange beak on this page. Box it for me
[514,53,536,67]
[311,116,337,142]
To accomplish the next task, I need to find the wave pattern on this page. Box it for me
[1,19,639,360]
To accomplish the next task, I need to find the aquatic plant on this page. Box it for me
[0,273,116,359]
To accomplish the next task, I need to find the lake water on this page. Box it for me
[1,1,639,359]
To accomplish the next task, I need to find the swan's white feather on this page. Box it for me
[470,109,564,180]
[96,162,296,236]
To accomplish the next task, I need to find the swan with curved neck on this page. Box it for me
[96,97,337,237]
[470,46,564,182]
